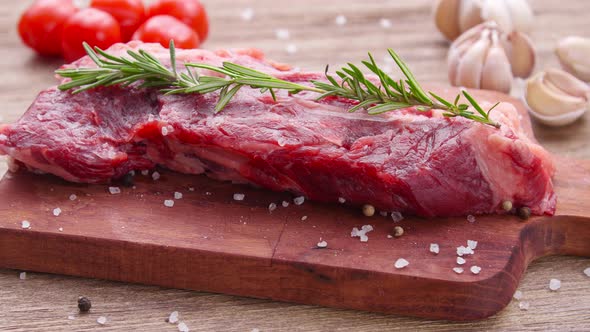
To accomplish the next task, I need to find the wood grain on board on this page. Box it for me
[1,0,589,331]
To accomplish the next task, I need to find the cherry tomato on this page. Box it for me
[132,15,200,49]
[61,8,122,62]
[90,0,146,42]
[147,0,209,43]
[18,0,78,56]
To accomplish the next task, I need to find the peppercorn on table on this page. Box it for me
[0,0,589,331]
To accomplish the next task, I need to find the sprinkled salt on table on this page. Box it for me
[275,28,290,40]
[301,215,308,221]
[174,192,183,200]
[268,203,277,212]
[391,211,403,222]
[351,225,373,242]
[19,272,26,280]
[467,215,476,223]
[233,193,245,201]
[457,245,474,256]
[335,14,347,25]
[108,187,121,195]
[67,315,76,320]
[164,199,175,208]
[58,227,63,232]
[457,257,466,265]
[453,267,464,274]
[69,194,77,201]
[394,258,409,269]
[379,18,392,29]
[178,321,189,332]
[282,201,289,207]
[21,220,30,229]
[168,311,179,324]
[188,187,195,192]
[97,316,107,325]
[470,266,481,274]
[429,243,440,254]
[513,290,523,300]
[240,7,254,21]
[467,240,478,250]
[293,196,305,205]
[317,240,328,248]
[338,197,346,204]
[549,278,561,291]
[584,267,590,277]
[518,301,530,310]
[53,207,62,217]
[152,171,160,181]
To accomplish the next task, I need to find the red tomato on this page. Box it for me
[90,0,146,42]
[132,15,200,49]
[148,0,209,43]
[18,0,78,56]
[61,8,122,62]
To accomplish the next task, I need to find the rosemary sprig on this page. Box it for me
[56,41,500,127]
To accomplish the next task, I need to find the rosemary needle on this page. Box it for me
[56,41,500,127]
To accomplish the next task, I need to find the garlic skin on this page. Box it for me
[448,22,535,93]
[556,36,590,82]
[434,0,534,41]
[525,69,590,126]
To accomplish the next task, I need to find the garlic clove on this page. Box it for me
[527,108,586,127]
[525,70,589,119]
[480,0,513,34]
[503,0,534,34]
[455,30,491,89]
[556,36,590,82]
[458,0,484,33]
[433,0,462,41]
[544,68,590,99]
[481,32,512,93]
[505,31,536,78]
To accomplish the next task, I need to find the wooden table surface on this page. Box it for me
[1,0,589,330]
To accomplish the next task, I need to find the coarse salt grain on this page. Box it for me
[293,196,305,205]
[268,203,277,212]
[141,170,149,176]
[286,44,298,54]
[387,234,393,239]
[379,18,392,29]
[97,316,107,325]
[53,208,62,217]
[394,258,409,269]
[467,215,476,223]
[240,7,254,21]
[518,301,530,310]
[152,171,160,181]
[453,267,464,274]
[513,290,523,300]
[549,278,561,291]
[584,267,590,277]
[335,15,347,25]
[178,321,189,332]
[275,28,290,40]
[69,194,77,201]
[467,240,478,250]
[188,187,195,192]
[470,266,481,274]
[19,272,26,280]
[429,243,440,254]
[391,211,403,222]
[282,201,289,207]
[68,315,76,320]
[317,240,328,248]
[457,245,474,256]
[58,227,63,232]
[301,216,308,221]
[174,192,183,200]
[109,187,121,195]
[351,225,373,242]
[21,220,31,229]
[168,311,179,324]
[338,197,346,204]
[164,199,175,208]
[457,257,466,265]
[233,193,245,201]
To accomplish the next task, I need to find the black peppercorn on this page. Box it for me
[78,296,91,313]
[517,207,531,220]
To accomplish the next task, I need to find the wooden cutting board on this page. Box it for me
[0,89,588,321]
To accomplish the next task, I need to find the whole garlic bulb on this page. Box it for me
[556,36,590,82]
[434,0,534,41]
[525,68,590,126]
[448,22,535,93]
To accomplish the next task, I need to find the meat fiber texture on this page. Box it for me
[0,42,556,217]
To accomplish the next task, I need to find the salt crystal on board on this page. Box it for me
[391,211,403,222]
[470,266,482,274]
[168,311,179,324]
[268,203,277,212]
[467,215,476,223]
[467,240,478,250]
[233,193,245,201]
[335,15,347,25]
[549,278,561,291]
[240,8,254,21]
[301,216,308,221]
[58,227,63,232]
[513,290,523,300]
[429,243,440,254]
[109,187,121,195]
[141,170,149,176]
[453,267,464,274]
[584,267,590,277]
[174,192,183,200]
[188,187,195,192]
[53,208,62,217]
[164,200,175,208]
[394,258,409,269]
[178,321,189,332]
[338,197,346,204]
[152,171,160,181]
[351,225,373,242]
[457,257,466,265]
[293,196,305,205]
[275,28,290,40]
[21,220,31,229]
[97,316,107,325]
[317,240,328,248]
[282,201,289,207]
[518,301,530,310]
[19,272,26,280]
[68,315,76,320]
[69,194,77,201]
